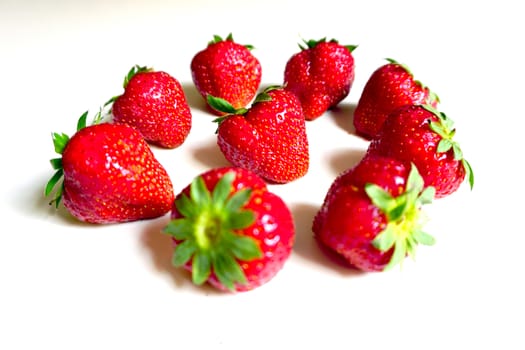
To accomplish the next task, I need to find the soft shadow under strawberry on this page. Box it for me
[327,147,367,177]
[328,102,357,135]
[192,140,231,169]
[181,82,208,114]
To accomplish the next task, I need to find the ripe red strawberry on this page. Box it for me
[313,154,436,272]
[191,33,262,115]
[209,86,309,183]
[45,111,175,224]
[367,104,474,198]
[163,167,295,292]
[283,38,357,121]
[109,65,192,149]
[353,58,439,139]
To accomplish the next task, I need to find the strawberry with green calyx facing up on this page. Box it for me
[108,65,192,149]
[164,167,295,292]
[45,110,175,224]
[283,37,357,120]
[353,58,439,139]
[191,33,262,116]
[367,104,474,198]
[313,155,436,272]
[210,86,309,184]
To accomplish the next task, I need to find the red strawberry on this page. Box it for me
[313,154,436,272]
[163,167,295,292]
[353,58,439,139]
[209,86,309,183]
[191,33,262,115]
[109,65,192,149]
[284,38,357,120]
[45,111,175,224]
[367,104,474,198]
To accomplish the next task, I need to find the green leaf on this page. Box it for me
[50,158,62,170]
[226,233,263,261]
[418,187,435,205]
[212,172,234,206]
[212,252,246,291]
[52,132,69,155]
[452,143,463,160]
[164,219,194,240]
[192,252,212,285]
[388,198,408,222]
[225,188,252,212]
[437,138,454,154]
[228,211,256,230]
[372,226,397,252]
[365,183,394,212]
[384,240,407,271]
[207,95,238,115]
[463,159,475,190]
[44,169,63,197]
[413,230,436,246]
[172,240,197,267]
[76,111,88,131]
[406,163,424,194]
[175,194,197,218]
[190,176,212,207]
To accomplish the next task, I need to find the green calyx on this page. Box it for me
[209,86,277,130]
[209,33,254,50]
[104,64,152,108]
[365,164,436,271]
[45,110,104,207]
[422,104,474,190]
[163,171,263,291]
[299,37,357,53]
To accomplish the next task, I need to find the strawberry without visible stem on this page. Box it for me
[353,58,439,139]
[191,33,262,115]
[45,111,174,224]
[367,104,474,198]
[313,155,436,272]
[109,65,192,149]
[164,167,295,292]
[211,86,309,184]
[284,38,357,120]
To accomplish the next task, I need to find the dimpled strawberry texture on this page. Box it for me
[284,41,355,120]
[62,123,174,223]
[112,71,192,149]
[217,89,309,183]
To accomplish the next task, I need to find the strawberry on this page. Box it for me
[353,58,439,139]
[283,38,357,121]
[45,111,175,224]
[191,33,262,115]
[313,154,436,272]
[209,86,309,183]
[109,65,192,149]
[367,104,474,198]
[163,167,295,292]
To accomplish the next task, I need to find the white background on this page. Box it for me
[1,0,523,349]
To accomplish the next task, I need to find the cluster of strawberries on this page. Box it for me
[45,34,473,292]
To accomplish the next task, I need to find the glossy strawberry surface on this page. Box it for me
[112,67,192,148]
[284,38,356,120]
[216,88,309,183]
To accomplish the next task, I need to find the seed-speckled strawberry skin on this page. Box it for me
[61,122,174,223]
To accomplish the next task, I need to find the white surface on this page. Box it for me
[1,1,523,349]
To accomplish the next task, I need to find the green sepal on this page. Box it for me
[208,95,248,116]
[52,132,70,154]
[123,64,151,88]
[44,169,63,198]
[50,158,62,170]
[164,171,263,291]
[76,110,88,131]
[367,164,436,271]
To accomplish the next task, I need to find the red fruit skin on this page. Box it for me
[191,39,262,115]
[284,41,355,120]
[112,71,192,149]
[367,105,465,198]
[217,88,309,183]
[353,62,437,139]
[61,123,174,224]
[171,167,295,292]
[312,155,410,272]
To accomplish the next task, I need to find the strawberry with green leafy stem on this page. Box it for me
[191,33,262,115]
[108,65,192,149]
[367,104,474,198]
[313,154,436,272]
[45,110,175,224]
[208,86,309,184]
[164,167,295,292]
[353,58,439,139]
[284,38,357,120]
